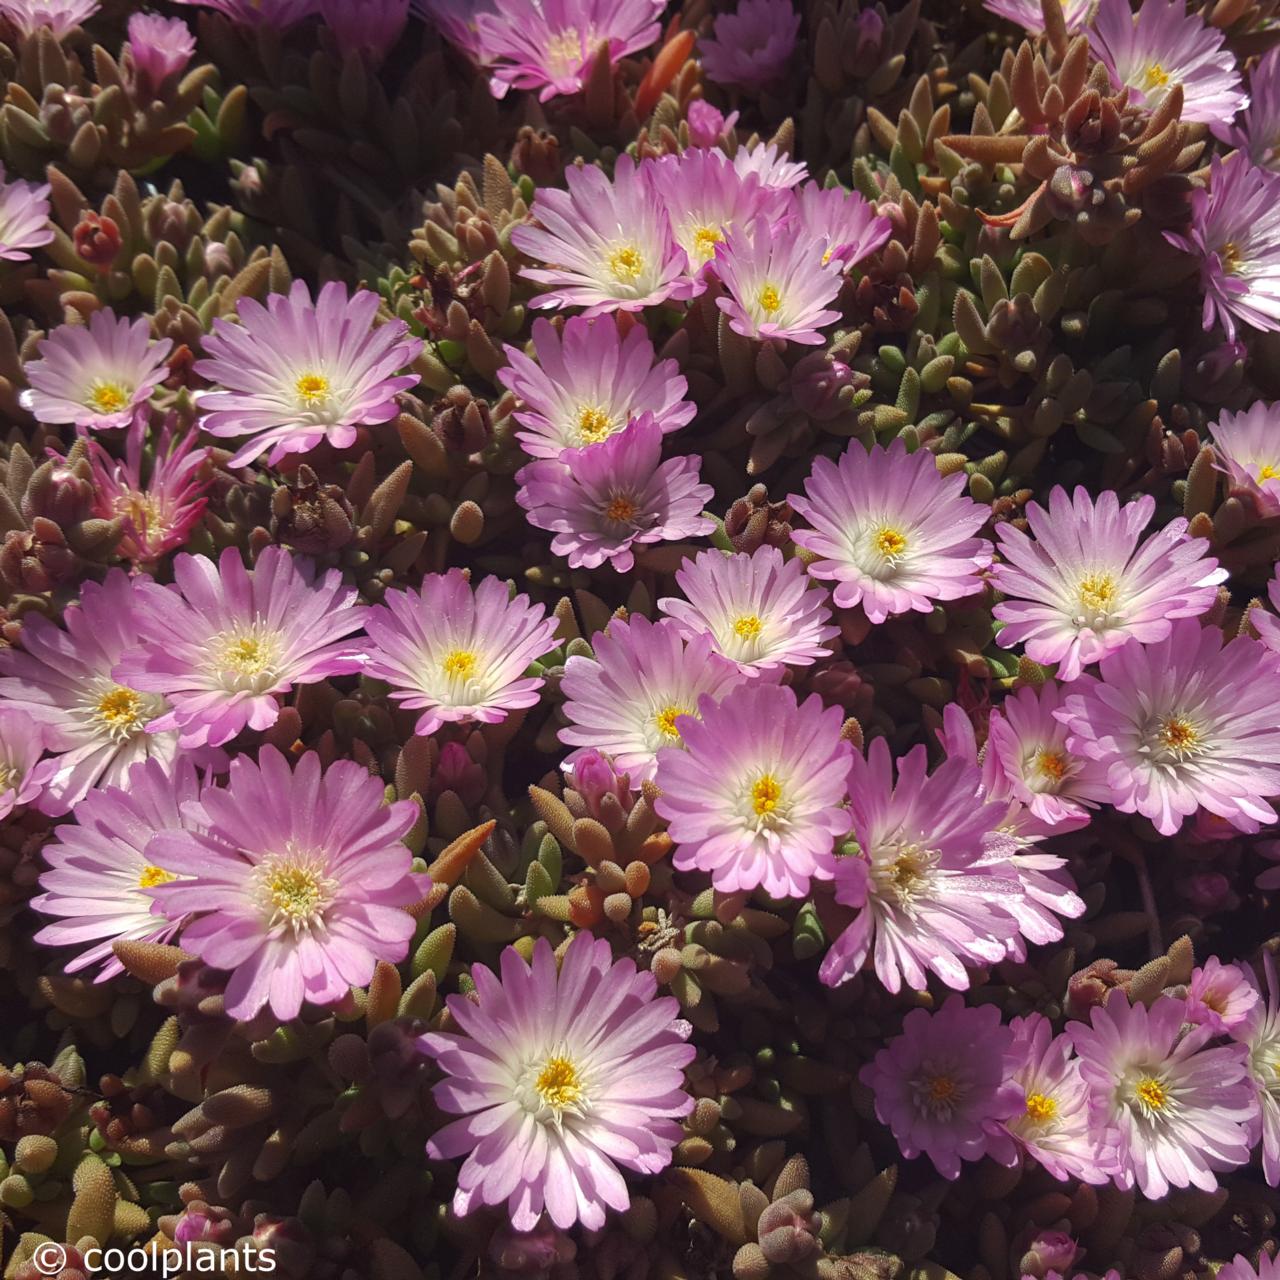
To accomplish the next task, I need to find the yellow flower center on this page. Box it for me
[1142,63,1170,90]
[1135,1077,1168,1110]
[546,27,582,76]
[576,404,613,444]
[874,526,908,557]
[1077,572,1116,614]
[654,704,690,740]
[926,1074,957,1104]
[1260,463,1280,482]
[758,284,782,314]
[1025,1092,1057,1122]
[1034,750,1068,783]
[95,686,146,731]
[607,244,644,284]
[86,381,131,415]
[138,865,176,889]
[441,648,478,680]
[0,762,17,793]
[733,614,763,639]
[1221,241,1243,274]
[535,1055,584,1110]
[295,372,331,406]
[1159,716,1198,752]
[221,636,271,676]
[751,774,781,816]
[604,494,638,523]
[692,224,724,262]
[257,853,337,931]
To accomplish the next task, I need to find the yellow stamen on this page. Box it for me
[1025,1092,1057,1122]
[1221,241,1243,274]
[1135,1077,1168,1109]
[535,1055,583,1110]
[607,244,643,283]
[1142,62,1170,90]
[1260,463,1280,482]
[546,28,582,75]
[604,495,638,523]
[733,614,763,639]
[86,381,130,415]
[96,686,145,730]
[655,704,690,740]
[264,861,331,928]
[1159,716,1198,751]
[220,636,271,677]
[441,649,478,680]
[1034,750,1068,782]
[751,774,781,816]
[874,526,908,557]
[138,865,176,889]
[758,284,782,314]
[1077,572,1115,613]
[576,405,613,444]
[692,224,724,261]
[295,372,330,406]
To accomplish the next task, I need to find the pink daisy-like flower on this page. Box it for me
[654,683,851,899]
[319,0,408,60]
[0,163,53,262]
[1235,954,1280,1187]
[687,99,739,148]
[362,570,558,738]
[0,572,187,815]
[1210,402,1280,517]
[1185,957,1259,1035]
[125,13,196,96]
[861,997,1022,1180]
[30,758,202,983]
[149,748,425,1022]
[984,682,1111,829]
[20,310,173,433]
[169,0,317,28]
[1056,619,1280,836]
[792,183,892,269]
[713,224,843,345]
[474,0,664,101]
[515,414,714,574]
[513,157,695,315]
[559,615,748,784]
[194,281,422,469]
[1087,0,1245,126]
[983,0,1094,34]
[700,0,799,91]
[1068,993,1258,1199]
[790,439,993,625]
[1164,152,1280,340]
[1252,567,1280,657]
[991,487,1226,683]
[1214,47,1280,171]
[1218,1257,1280,1280]
[498,316,694,458]
[818,738,1020,994]
[1004,1013,1119,1185]
[419,934,694,1230]
[732,141,808,190]
[0,705,53,820]
[88,411,211,566]
[113,546,365,749]
[0,0,98,38]
[657,545,838,676]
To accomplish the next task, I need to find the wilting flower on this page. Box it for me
[499,316,694,457]
[1235,954,1280,1186]
[125,12,196,95]
[818,739,1019,994]
[88,411,210,566]
[1087,0,1245,125]
[21,310,172,432]
[790,439,992,624]
[1215,47,1280,170]
[559,615,747,783]
[513,157,694,315]
[992,487,1226,683]
[861,997,1021,1180]
[0,163,53,262]
[1252,567,1280,656]
[732,141,808,189]
[319,0,408,60]
[1068,993,1257,1198]
[1164,152,1280,340]
[114,546,365,749]
[984,683,1110,829]
[658,545,837,676]
[0,572,185,815]
[420,934,693,1229]
[1218,1256,1280,1280]
[1185,957,1259,1035]
[515,415,714,573]
[31,758,202,982]
[362,570,559,737]
[0,0,99,38]
[700,0,799,91]
[982,0,1093,34]
[1004,1013,1119,1185]
[792,183,892,268]
[170,0,317,28]
[686,99,739,147]
[1209,402,1280,516]
[1056,619,1280,836]
[195,280,422,468]
[0,705,53,820]
[655,683,851,898]
[149,748,425,1021]
[474,0,664,100]
[714,224,843,344]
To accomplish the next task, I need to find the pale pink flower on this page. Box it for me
[1252,566,1280,657]
[1234,954,1280,1187]
[731,141,808,189]
[0,705,54,820]
[983,0,1093,34]
[1210,402,1280,517]
[792,183,892,268]
[0,0,99,38]
[125,13,196,96]
[1185,957,1259,1035]
[0,162,53,262]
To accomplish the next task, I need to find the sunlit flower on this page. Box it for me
[0,705,54,820]
[700,0,799,91]
[1234,953,1280,1187]
[0,162,53,262]
[195,280,423,468]
[149,747,426,1021]
[1213,47,1280,170]
[792,182,892,268]
[499,315,694,458]
[1185,957,1259,1035]
[21,310,173,433]
[362,570,559,737]
[790,439,992,624]
[983,0,1094,34]
[1209,401,1280,516]
[1217,1255,1280,1280]
[0,0,99,38]
[655,683,852,899]
[125,12,196,95]
[732,140,808,189]
[1252,566,1280,657]
[419,934,694,1229]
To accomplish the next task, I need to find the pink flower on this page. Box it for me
[983,0,1093,34]
[713,223,843,345]
[498,315,693,458]
[31,758,203,982]
[125,13,196,96]
[658,545,838,676]
[0,162,53,262]
[1068,993,1258,1199]
[861,997,1022,1180]
[513,157,695,315]
[88,411,211,566]
[474,0,665,101]
[1185,957,1259,1035]
[0,705,54,820]
[113,546,366,749]
[319,0,408,60]
[1218,1256,1280,1280]
[1056,619,1280,836]
[170,0,317,28]
[700,0,799,91]
[1214,47,1280,171]
[655,683,852,899]
[419,934,694,1230]
[992,487,1226,682]
[149,747,426,1021]
[790,439,993,624]
[1087,0,1246,125]
[194,281,422,469]
[361,570,559,738]
[515,415,714,574]
[0,0,98,38]
[732,141,808,189]
[686,99,739,147]
[21,310,173,433]
[791,183,892,269]
[1234,954,1280,1187]
[1210,402,1280,517]
[559,615,748,784]
[1252,566,1280,656]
